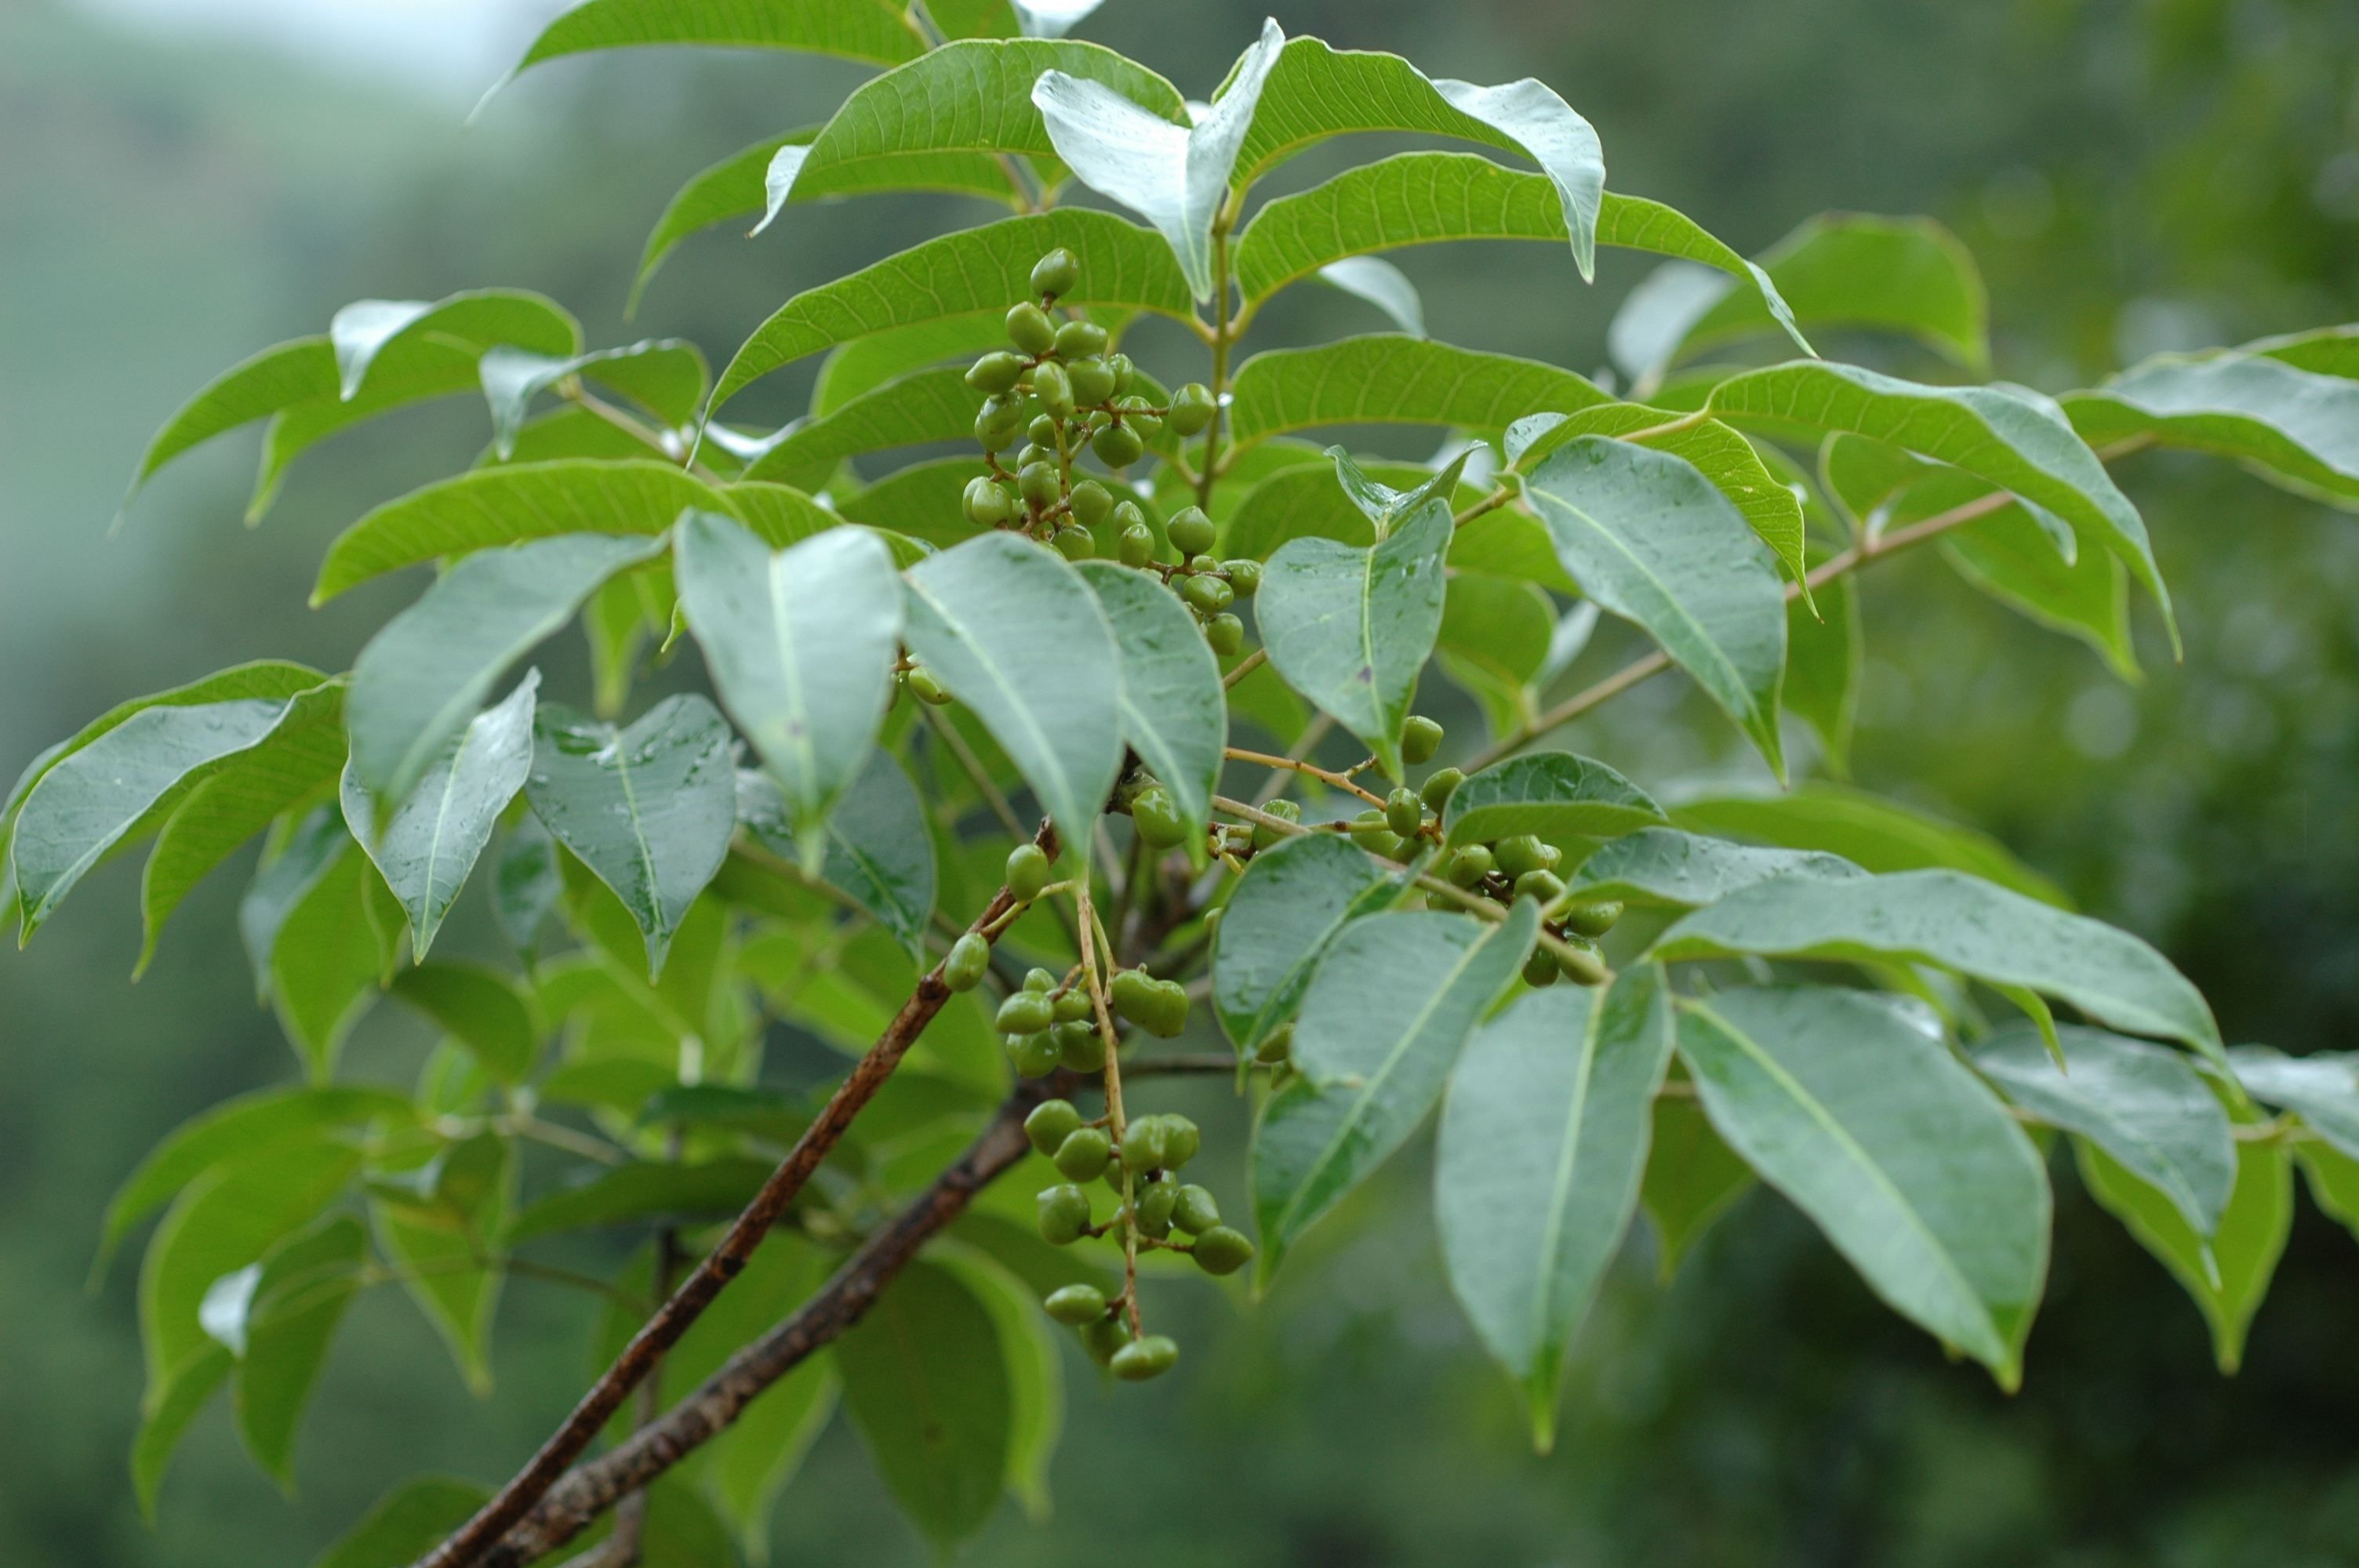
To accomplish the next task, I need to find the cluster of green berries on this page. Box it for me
[994,964,1115,1077]
[1153,506,1261,656]
[1437,826,1623,987]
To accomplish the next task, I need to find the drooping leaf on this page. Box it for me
[1976,1025,2234,1237]
[493,815,565,951]
[479,339,708,460]
[934,1244,1065,1520]
[1673,783,2074,908]
[1522,436,1788,776]
[738,754,938,958]
[900,532,1123,842]
[227,1214,369,1485]
[1570,826,1863,909]
[677,513,901,866]
[1439,750,1665,850]
[311,1478,492,1568]
[1227,336,1608,448]
[133,1344,231,1517]
[1652,869,2223,1062]
[265,844,391,1079]
[1640,1089,1754,1279]
[371,1134,511,1394]
[2225,1046,2359,1159]
[340,672,536,958]
[834,1260,1013,1552]
[1076,561,1227,858]
[346,534,663,804]
[387,961,540,1083]
[500,0,928,83]
[1677,985,2050,1385]
[1318,256,1426,336]
[1212,830,1404,1062]
[525,695,737,977]
[511,1158,774,1243]
[1252,900,1539,1283]
[712,209,1191,407]
[236,807,356,1000]
[1785,564,1863,764]
[1436,968,1674,1450]
[2064,350,2359,508]
[1435,572,1554,738]
[2296,1143,2359,1247]
[631,129,816,313]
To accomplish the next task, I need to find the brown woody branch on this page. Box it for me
[416,821,1060,1568]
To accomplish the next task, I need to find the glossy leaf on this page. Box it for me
[1253,900,1539,1283]
[1677,986,2050,1385]
[1439,750,1665,850]
[347,533,664,804]
[1674,783,2073,908]
[387,961,540,1083]
[1076,561,1227,858]
[525,695,737,976]
[1318,256,1425,336]
[2226,1046,2359,1159]
[677,513,901,866]
[2065,350,2359,508]
[1212,831,1403,1061]
[493,815,564,951]
[631,129,814,312]
[479,339,707,459]
[1571,826,1863,909]
[501,0,926,82]
[900,532,1123,842]
[1228,336,1608,448]
[738,753,937,958]
[1523,436,1788,776]
[1436,969,1674,1450]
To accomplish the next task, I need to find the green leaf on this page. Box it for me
[2225,1046,2359,1160]
[1976,1025,2234,1237]
[1435,572,1554,738]
[133,1345,231,1517]
[387,961,540,1083]
[480,339,708,459]
[740,365,983,490]
[1439,750,1665,850]
[1704,363,2174,648]
[340,673,536,957]
[1228,336,1608,448]
[1677,985,2049,1385]
[2064,350,2359,508]
[1785,564,1864,763]
[501,0,926,82]
[525,695,738,977]
[371,1134,511,1394]
[228,1214,369,1485]
[237,807,349,999]
[1034,19,1285,300]
[347,534,664,803]
[1571,826,1863,909]
[1522,436,1788,776]
[677,512,901,866]
[1075,561,1227,859]
[815,314,1053,419]
[714,209,1191,407]
[2076,1107,2290,1374]
[1435,967,1674,1450]
[136,682,348,976]
[835,1259,1013,1552]
[494,815,564,950]
[834,456,993,550]
[1252,899,1539,1284]
[1640,1089,1754,1280]
[934,1245,1064,1520]
[2295,1143,2359,1246]
[1212,830,1404,1061]
[267,844,392,1079]
[1229,38,1605,279]
[740,752,938,959]
[1673,782,2074,908]
[311,1478,491,1568]
[1652,869,2223,1063]
[511,1158,773,1243]
[631,129,815,314]
[900,532,1123,843]
[1257,488,1451,780]
[1318,256,1426,336]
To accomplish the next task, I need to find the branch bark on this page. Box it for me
[416,820,1059,1568]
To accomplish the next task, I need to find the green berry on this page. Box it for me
[1006,301,1056,354]
[1110,968,1158,1029]
[1110,1334,1178,1381]
[1443,844,1493,888]
[906,666,951,705]
[1158,1114,1200,1167]
[1522,946,1561,989]
[1349,811,1402,858]
[1080,1315,1132,1367]
[1056,1018,1107,1072]
[1385,786,1424,838]
[961,475,1015,528]
[1223,558,1262,597]
[1136,1171,1179,1236]
[1190,1226,1255,1276]
[1091,421,1144,468]
[1024,1099,1083,1156]
[1401,715,1445,765]
[1118,521,1155,568]
[1068,480,1114,529]
[1024,967,1057,993]
[943,931,990,992]
[1106,353,1137,394]
[974,396,1023,450]
[1513,869,1566,907]
[1185,553,1220,576]
[1052,525,1096,561]
[1555,936,1603,981]
[1145,978,1190,1038]
[1052,988,1092,1023]
[1067,357,1116,407]
[1205,612,1245,657]
[1251,798,1301,851]
[1009,1028,1063,1077]
[1053,1127,1113,1181]
[1121,1116,1171,1172]
[1167,382,1216,437]
[1030,247,1080,299]
[1422,771,1465,816]
[1493,833,1553,880]
[1166,506,1216,557]
[965,351,1027,394]
[1053,319,1109,359]
[1044,1283,1107,1325]
[1006,842,1051,901]
[1034,360,1075,421]
[1562,898,1623,938]
[997,990,1054,1035]
[1027,416,1060,448]
[1036,1182,1092,1245]
[1017,441,1053,470]
[1180,574,1232,615]
[1018,459,1061,510]
[1172,1185,1221,1235]
[1131,786,1188,850]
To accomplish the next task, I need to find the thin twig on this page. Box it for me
[1224,746,1387,808]
[1221,645,1268,689]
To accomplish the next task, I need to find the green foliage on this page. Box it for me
[16,5,2359,1558]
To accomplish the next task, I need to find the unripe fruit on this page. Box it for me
[1052,988,1093,1023]
[1053,319,1109,359]
[1167,382,1216,436]
[1032,360,1075,420]
[1110,499,1146,532]
[1118,521,1155,568]
[1522,946,1561,988]
[1067,357,1116,407]
[943,931,990,991]
[1009,1030,1061,1076]
[1017,441,1053,469]
[1024,967,1057,993]
[963,475,1016,528]
[1110,968,1159,1029]
[1037,1182,1092,1244]
[906,666,951,705]
[1190,1226,1256,1276]
[1053,1127,1113,1180]
[1106,353,1137,394]
[1555,937,1602,981]
[1513,869,1566,907]
[1443,844,1492,887]
[1044,1283,1107,1325]
[1006,842,1051,901]
[1052,526,1096,561]
[1121,1116,1171,1172]
[1172,1184,1221,1235]
[1251,798,1301,850]
[1110,1334,1178,1381]
[1223,558,1262,597]
[1421,767,1464,812]
[1385,786,1424,838]
[1159,1114,1201,1167]
[1030,247,1080,299]
[1006,301,1056,354]
[1024,1098,1083,1156]
[1166,506,1216,557]
[1079,1315,1132,1367]
[1180,574,1231,615]
[1205,612,1245,657]
[1136,1171,1178,1236]
[1028,416,1060,448]
[965,351,1028,394]
[1091,421,1144,468]
[1563,898,1624,938]
[1131,787,1188,849]
[1068,479,1114,528]
[1401,715,1445,765]
[1493,833,1554,879]
[974,397,1023,450]
[1056,1018,1107,1072]
[1185,554,1220,576]
[997,990,1054,1035]
[1349,812,1402,858]
[1018,459,1061,510]
[1145,978,1190,1037]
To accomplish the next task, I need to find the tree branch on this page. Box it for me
[416,821,1060,1568]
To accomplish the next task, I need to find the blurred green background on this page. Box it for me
[4,0,2357,1563]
